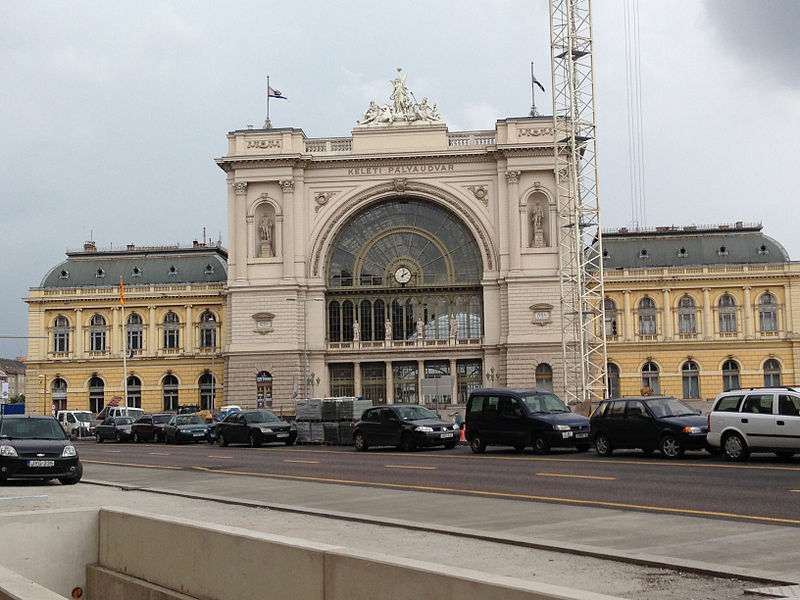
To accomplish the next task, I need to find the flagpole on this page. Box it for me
[265,75,272,129]
[530,62,539,117]
[120,277,129,408]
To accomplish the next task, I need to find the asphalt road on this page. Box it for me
[77,439,800,526]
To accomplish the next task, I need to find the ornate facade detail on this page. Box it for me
[246,139,281,149]
[233,182,248,195]
[357,68,441,126]
[392,178,408,194]
[530,303,554,326]
[467,185,489,206]
[252,312,275,335]
[505,170,520,184]
[279,180,294,193]
[314,191,337,213]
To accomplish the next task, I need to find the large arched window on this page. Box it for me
[535,363,553,392]
[200,311,217,348]
[127,375,142,408]
[638,297,656,335]
[678,296,697,335]
[641,362,659,394]
[722,359,740,391]
[603,298,618,337]
[89,376,104,413]
[759,294,778,332]
[719,294,737,333]
[682,361,700,399]
[606,363,620,398]
[199,372,216,411]
[90,314,106,352]
[53,315,70,353]
[127,313,143,351]
[163,312,180,349]
[52,378,67,412]
[256,371,272,407]
[162,374,179,411]
[764,359,781,387]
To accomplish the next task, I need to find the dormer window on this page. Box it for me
[639,249,648,260]
[204,264,215,276]
[132,266,142,278]
[759,244,769,255]
[717,246,729,256]
[602,249,610,261]
[96,268,105,278]
[167,265,178,277]
[677,247,688,258]
[59,269,70,279]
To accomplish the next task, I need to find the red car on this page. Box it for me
[131,413,172,443]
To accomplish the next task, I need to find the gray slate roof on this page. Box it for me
[598,226,789,270]
[38,245,228,289]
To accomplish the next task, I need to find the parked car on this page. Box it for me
[164,414,210,444]
[0,415,83,484]
[590,396,708,458]
[353,405,461,451]
[56,410,95,438]
[215,410,296,447]
[464,388,590,454]
[707,387,800,461]
[92,406,145,430]
[95,416,135,443]
[131,413,172,443]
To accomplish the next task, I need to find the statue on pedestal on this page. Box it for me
[530,203,546,248]
[385,319,393,341]
[259,216,274,257]
[353,321,360,342]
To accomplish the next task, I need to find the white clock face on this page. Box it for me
[394,266,412,284]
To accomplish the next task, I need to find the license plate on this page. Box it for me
[193,432,204,437]
[575,432,588,438]
[27,460,55,467]
[277,433,289,438]
[441,432,454,438]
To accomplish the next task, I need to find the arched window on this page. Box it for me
[719,294,737,333]
[603,299,618,337]
[722,359,740,392]
[52,378,67,412]
[127,375,141,408]
[89,376,104,413]
[90,314,106,352]
[256,371,272,407]
[468,296,482,338]
[328,301,341,342]
[163,312,180,349]
[436,297,449,339]
[678,296,697,335]
[764,359,781,387]
[127,313,143,351]
[162,374,179,411]
[342,300,355,342]
[638,297,656,335]
[641,362,659,395]
[200,311,216,348]
[535,363,553,392]
[759,294,778,332]
[359,300,372,341]
[373,299,385,342]
[199,372,216,411]
[606,363,620,398]
[682,361,700,399]
[54,315,70,353]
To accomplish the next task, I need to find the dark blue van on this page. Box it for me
[464,388,590,454]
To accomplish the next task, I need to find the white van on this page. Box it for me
[92,406,145,429]
[56,410,95,437]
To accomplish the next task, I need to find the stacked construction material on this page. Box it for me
[294,397,370,445]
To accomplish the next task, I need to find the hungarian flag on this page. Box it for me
[268,86,287,100]
[119,277,125,306]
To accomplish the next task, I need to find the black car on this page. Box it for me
[353,405,461,451]
[464,388,591,454]
[0,415,82,484]
[164,414,209,444]
[215,410,296,447]
[131,413,172,443]
[95,416,135,442]
[590,396,709,458]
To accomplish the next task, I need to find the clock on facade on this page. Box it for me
[394,266,412,284]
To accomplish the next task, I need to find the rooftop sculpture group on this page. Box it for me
[358,68,441,126]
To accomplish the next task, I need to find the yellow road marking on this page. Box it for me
[84,459,182,470]
[283,459,320,464]
[385,465,437,470]
[537,472,616,481]
[191,466,800,526]
[104,450,121,453]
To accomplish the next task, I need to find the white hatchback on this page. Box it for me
[706,387,800,460]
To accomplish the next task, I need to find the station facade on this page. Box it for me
[219,73,571,411]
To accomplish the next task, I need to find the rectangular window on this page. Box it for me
[715,395,744,412]
[742,394,774,414]
[54,332,69,353]
[678,312,696,334]
[164,328,179,349]
[329,363,355,397]
[720,313,737,333]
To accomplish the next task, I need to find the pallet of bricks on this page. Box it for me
[295,397,372,445]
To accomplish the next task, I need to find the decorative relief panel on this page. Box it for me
[467,185,489,206]
[530,303,554,326]
[246,139,281,149]
[252,312,275,335]
[314,191,337,213]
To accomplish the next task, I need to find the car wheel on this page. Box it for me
[722,432,749,461]
[153,432,161,443]
[594,433,612,456]
[399,432,416,452]
[248,432,261,448]
[575,444,590,453]
[469,434,486,454]
[443,441,457,450]
[532,434,550,455]
[660,435,684,459]
[96,435,103,444]
[218,432,228,447]
[115,432,123,443]
[58,462,83,486]
[353,431,369,451]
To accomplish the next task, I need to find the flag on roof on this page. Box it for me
[119,277,125,306]
[268,86,287,100]
[532,74,545,93]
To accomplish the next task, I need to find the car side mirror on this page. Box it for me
[69,433,77,441]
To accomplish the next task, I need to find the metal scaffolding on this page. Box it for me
[550,0,608,407]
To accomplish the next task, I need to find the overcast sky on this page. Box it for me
[2,0,799,358]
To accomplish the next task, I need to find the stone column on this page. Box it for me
[184,304,194,353]
[111,307,120,356]
[743,286,754,339]
[702,288,713,340]
[148,305,157,355]
[661,288,672,341]
[622,290,633,342]
[417,360,425,405]
[74,308,83,356]
[496,163,510,274]
[385,361,394,404]
[354,361,362,398]
[280,179,295,279]
[449,357,458,404]
[507,170,521,272]
[233,182,248,283]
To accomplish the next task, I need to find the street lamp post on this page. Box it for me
[38,374,47,415]
[286,296,324,400]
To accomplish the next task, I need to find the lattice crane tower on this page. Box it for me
[549,0,608,407]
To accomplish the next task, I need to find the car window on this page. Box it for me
[395,406,437,420]
[742,394,774,414]
[626,401,645,417]
[468,396,485,414]
[485,396,500,415]
[591,402,608,418]
[115,417,134,425]
[645,397,695,418]
[0,418,66,440]
[499,397,522,418]
[715,395,743,412]
[521,393,569,413]
[177,415,204,425]
[75,413,92,423]
[154,415,171,424]
[608,401,625,416]
[380,408,396,422]
[102,418,114,425]
[778,395,800,416]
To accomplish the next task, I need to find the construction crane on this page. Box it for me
[549,0,608,408]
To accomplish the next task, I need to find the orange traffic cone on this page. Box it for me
[460,426,466,443]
